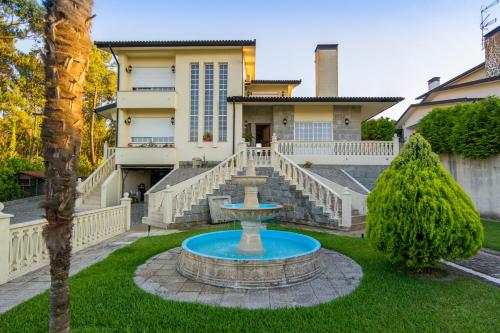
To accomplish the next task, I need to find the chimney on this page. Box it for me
[485,25,500,77]
[315,44,339,97]
[428,77,440,91]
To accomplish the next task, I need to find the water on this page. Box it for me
[223,203,280,209]
[182,230,320,260]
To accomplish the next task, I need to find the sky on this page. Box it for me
[89,0,497,120]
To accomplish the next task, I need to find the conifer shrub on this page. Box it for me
[366,133,483,270]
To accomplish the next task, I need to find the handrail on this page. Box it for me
[77,153,116,206]
[274,150,342,221]
[151,146,245,223]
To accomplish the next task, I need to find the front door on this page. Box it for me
[255,124,271,147]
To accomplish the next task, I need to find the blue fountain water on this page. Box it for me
[182,230,320,260]
[223,203,279,209]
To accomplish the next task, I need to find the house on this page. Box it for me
[16,171,45,197]
[84,39,403,229]
[396,26,500,140]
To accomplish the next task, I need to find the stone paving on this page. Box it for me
[0,227,176,314]
[4,197,44,224]
[135,248,363,309]
[445,249,500,285]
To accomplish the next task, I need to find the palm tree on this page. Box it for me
[41,1,94,332]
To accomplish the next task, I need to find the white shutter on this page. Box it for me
[130,118,174,143]
[131,68,175,89]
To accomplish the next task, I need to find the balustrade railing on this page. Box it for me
[247,147,271,166]
[274,150,345,223]
[151,145,246,224]
[277,139,397,156]
[77,153,116,206]
[2,195,131,282]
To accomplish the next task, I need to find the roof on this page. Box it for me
[416,62,485,99]
[227,96,403,103]
[17,170,45,179]
[95,102,116,113]
[395,97,483,128]
[94,40,256,48]
[315,44,338,52]
[485,25,500,39]
[249,80,301,85]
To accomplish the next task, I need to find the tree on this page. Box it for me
[362,117,397,141]
[82,47,116,165]
[41,1,94,332]
[366,133,483,271]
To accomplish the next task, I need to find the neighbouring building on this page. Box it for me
[396,25,500,140]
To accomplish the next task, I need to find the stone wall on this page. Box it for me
[440,154,500,220]
[485,29,500,78]
[272,106,294,140]
[332,105,361,140]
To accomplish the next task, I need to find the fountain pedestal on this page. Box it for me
[238,222,264,253]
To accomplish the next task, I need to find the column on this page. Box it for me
[0,202,13,284]
[120,192,132,231]
[341,187,352,229]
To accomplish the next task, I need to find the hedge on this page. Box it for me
[418,97,500,159]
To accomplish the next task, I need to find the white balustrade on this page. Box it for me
[247,147,272,166]
[77,153,116,207]
[277,140,396,156]
[1,195,131,283]
[150,145,246,224]
[274,150,348,225]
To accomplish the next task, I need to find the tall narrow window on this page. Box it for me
[204,64,214,135]
[218,63,228,141]
[189,63,199,142]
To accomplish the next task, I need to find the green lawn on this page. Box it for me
[483,219,500,251]
[0,226,499,333]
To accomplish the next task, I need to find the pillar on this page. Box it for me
[120,192,132,231]
[0,202,13,284]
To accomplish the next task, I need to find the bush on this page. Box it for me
[0,156,44,201]
[362,117,397,141]
[419,97,500,159]
[366,133,483,270]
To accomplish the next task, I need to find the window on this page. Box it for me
[218,63,228,141]
[130,118,174,145]
[189,64,199,141]
[131,67,175,91]
[294,122,333,141]
[204,64,214,135]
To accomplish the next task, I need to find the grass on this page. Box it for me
[482,219,500,251]
[0,226,499,333]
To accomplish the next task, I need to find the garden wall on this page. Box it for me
[440,153,500,220]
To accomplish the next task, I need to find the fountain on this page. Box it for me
[177,155,322,288]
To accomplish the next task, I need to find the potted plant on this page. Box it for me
[203,132,213,142]
[244,132,254,144]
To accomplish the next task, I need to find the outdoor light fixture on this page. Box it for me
[344,117,350,126]
[171,116,175,125]
[283,118,288,126]
[125,116,132,125]
[125,65,132,73]
[244,120,248,128]
[171,65,176,73]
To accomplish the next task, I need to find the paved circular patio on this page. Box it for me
[134,247,362,309]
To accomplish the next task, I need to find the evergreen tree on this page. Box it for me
[366,133,483,270]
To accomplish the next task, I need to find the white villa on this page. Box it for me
[81,39,403,230]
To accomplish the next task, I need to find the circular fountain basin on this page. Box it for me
[221,203,283,221]
[177,230,322,288]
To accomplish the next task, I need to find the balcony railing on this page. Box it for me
[132,87,175,92]
[131,136,174,145]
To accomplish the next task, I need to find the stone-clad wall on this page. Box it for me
[272,106,294,140]
[333,105,362,140]
[173,168,336,228]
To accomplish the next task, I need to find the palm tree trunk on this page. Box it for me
[41,1,94,332]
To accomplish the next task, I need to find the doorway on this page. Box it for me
[255,124,271,147]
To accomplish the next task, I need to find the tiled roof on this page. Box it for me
[250,80,301,85]
[94,40,256,48]
[227,96,404,103]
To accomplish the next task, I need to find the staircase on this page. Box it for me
[76,153,116,212]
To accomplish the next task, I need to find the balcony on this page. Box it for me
[115,144,176,166]
[117,89,177,109]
